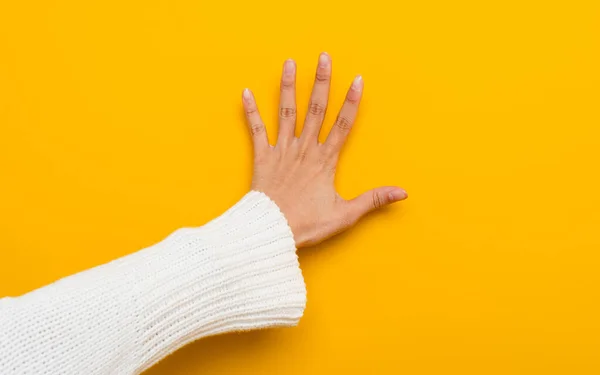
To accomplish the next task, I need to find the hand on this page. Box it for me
[242,52,407,248]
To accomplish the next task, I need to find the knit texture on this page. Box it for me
[0,190,306,374]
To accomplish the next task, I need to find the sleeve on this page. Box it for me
[0,190,306,375]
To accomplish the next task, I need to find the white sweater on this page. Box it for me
[0,191,307,374]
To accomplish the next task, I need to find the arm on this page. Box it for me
[0,191,305,374]
[0,53,407,374]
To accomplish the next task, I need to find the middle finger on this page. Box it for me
[300,52,332,143]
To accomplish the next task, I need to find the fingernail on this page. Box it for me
[319,52,330,67]
[284,59,295,75]
[389,188,408,201]
[352,75,363,91]
[243,88,252,101]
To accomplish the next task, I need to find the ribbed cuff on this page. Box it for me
[132,190,306,372]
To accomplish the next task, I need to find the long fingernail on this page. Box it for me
[319,52,330,67]
[389,188,408,201]
[352,75,363,92]
[284,59,295,75]
[243,88,252,102]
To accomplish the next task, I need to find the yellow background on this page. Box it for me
[1,0,599,374]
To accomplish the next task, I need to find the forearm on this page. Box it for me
[0,191,306,374]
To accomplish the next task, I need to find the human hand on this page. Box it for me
[243,52,407,248]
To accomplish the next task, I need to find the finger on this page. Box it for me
[301,52,332,141]
[277,59,297,146]
[325,75,363,153]
[242,88,269,152]
[347,186,408,222]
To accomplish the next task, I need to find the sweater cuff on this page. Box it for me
[133,190,306,371]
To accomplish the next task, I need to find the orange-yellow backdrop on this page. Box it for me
[1,1,599,374]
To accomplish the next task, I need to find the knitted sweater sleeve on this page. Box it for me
[0,191,306,375]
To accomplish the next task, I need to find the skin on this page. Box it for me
[242,52,408,248]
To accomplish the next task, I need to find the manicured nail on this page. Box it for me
[389,188,408,201]
[319,52,330,67]
[352,75,363,91]
[284,59,295,75]
[243,88,252,102]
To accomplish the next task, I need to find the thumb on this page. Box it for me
[348,186,408,221]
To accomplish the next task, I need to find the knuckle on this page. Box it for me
[346,94,360,105]
[249,123,264,136]
[334,115,353,132]
[280,79,295,90]
[317,156,328,166]
[254,155,269,167]
[253,153,265,164]
[326,151,339,168]
[372,192,384,209]
[327,164,337,175]
[273,147,284,161]
[315,69,330,83]
[296,149,309,162]
[308,102,326,116]
[245,107,258,116]
[279,107,297,119]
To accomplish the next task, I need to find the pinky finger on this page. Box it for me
[242,88,269,152]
